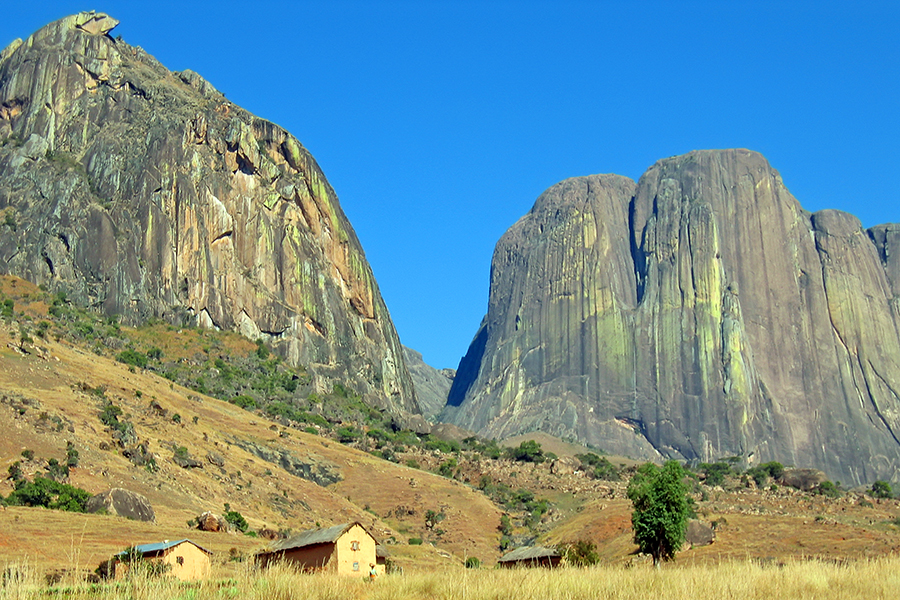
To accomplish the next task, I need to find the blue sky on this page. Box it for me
[3,2,898,369]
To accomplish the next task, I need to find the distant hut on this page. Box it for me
[498,546,561,568]
[102,539,212,580]
[256,522,380,577]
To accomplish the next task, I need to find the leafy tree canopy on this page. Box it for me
[626,461,691,566]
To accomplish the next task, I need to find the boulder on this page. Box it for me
[779,468,828,491]
[685,520,715,547]
[196,511,225,532]
[86,488,155,522]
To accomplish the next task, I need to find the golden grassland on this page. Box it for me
[3,557,900,600]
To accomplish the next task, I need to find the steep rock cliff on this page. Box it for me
[444,149,900,484]
[0,13,419,417]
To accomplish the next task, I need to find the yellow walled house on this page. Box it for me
[106,539,212,581]
[256,522,382,577]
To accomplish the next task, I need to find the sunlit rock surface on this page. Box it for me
[444,149,900,485]
[0,13,419,417]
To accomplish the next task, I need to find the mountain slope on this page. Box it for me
[0,12,418,418]
[0,278,501,572]
[443,149,900,485]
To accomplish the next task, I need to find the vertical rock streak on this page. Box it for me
[0,13,418,417]
[446,149,900,484]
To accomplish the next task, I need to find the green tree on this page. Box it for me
[223,503,249,532]
[871,480,894,499]
[507,439,546,463]
[626,461,691,567]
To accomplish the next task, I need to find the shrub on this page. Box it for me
[465,557,481,569]
[337,426,362,443]
[232,395,257,409]
[559,539,600,567]
[224,504,249,532]
[815,480,841,498]
[6,476,90,512]
[7,461,23,481]
[66,442,79,468]
[871,480,894,499]
[408,538,423,545]
[699,462,732,487]
[507,440,546,463]
[46,458,69,481]
[116,349,148,369]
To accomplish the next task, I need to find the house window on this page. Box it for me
[352,562,360,571]
[350,541,360,551]
[176,556,184,565]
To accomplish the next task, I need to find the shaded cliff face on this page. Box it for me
[402,346,454,421]
[444,149,900,485]
[0,13,418,417]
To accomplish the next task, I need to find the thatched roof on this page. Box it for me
[498,546,560,563]
[263,522,373,554]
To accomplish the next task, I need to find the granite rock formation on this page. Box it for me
[86,488,155,522]
[403,346,455,420]
[444,149,900,485]
[0,13,418,417]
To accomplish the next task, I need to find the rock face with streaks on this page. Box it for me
[444,149,900,485]
[0,13,418,417]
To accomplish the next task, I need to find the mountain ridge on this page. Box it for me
[443,149,900,486]
[0,12,421,422]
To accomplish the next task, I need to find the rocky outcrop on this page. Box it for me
[444,149,900,485]
[778,468,828,492]
[86,488,155,522]
[403,346,454,420]
[232,438,342,486]
[196,511,226,532]
[0,13,417,416]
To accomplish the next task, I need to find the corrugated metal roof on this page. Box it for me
[498,546,560,562]
[117,539,212,557]
[265,522,372,553]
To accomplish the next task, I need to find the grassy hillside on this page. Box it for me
[1,274,900,585]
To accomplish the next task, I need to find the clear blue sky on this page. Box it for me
[3,2,898,369]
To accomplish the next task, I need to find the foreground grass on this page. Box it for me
[3,557,900,600]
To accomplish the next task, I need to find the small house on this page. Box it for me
[105,539,212,580]
[256,522,380,577]
[498,546,561,568]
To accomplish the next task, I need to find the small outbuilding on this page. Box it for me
[498,546,561,568]
[256,522,381,577]
[103,539,212,580]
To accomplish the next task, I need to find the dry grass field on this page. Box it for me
[3,557,900,600]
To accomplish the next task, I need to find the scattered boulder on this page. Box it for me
[549,456,579,475]
[685,520,715,547]
[206,451,225,468]
[257,528,282,541]
[122,442,156,468]
[173,447,203,468]
[86,488,155,522]
[196,511,225,532]
[778,468,828,491]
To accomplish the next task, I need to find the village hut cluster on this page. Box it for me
[98,520,571,581]
[99,522,387,581]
